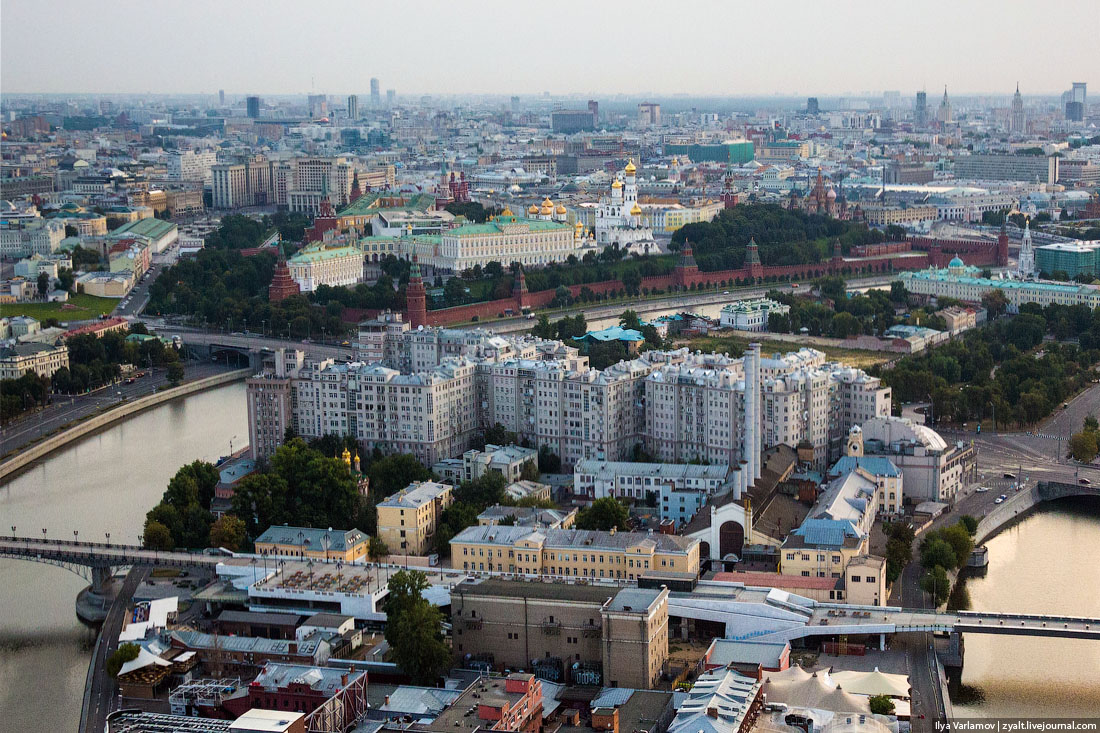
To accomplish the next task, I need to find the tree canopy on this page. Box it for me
[383,570,451,684]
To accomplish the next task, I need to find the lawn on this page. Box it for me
[1,294,119,323]
[681,334,892,369]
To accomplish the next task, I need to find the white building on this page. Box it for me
[573,460,732,501]
[859,416,973,503]
[595,160,654,248]
[719,297,790,331]
[898,257,1100,312]
[0,218,65,258]
[165,150,217,185]
[438,204,582,272]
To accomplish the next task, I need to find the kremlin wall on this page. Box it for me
[403,229,1009,327]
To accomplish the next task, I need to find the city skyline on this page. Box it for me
[2,0,1097,97]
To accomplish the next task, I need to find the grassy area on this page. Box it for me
[1,294,118,322]
[681,334,893,369]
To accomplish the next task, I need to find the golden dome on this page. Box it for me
[630,203,643,216]
[542,196,554,207]
[556,204,567,214]
[527,205,539,214]
[624,158,637,174]
[611,179,623,189]
[672,157,679,166]
[501,207,514,217]
[575,220,583,229]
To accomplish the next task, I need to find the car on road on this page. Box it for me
[995,494,1007,504]
[1081,478,1092,485]
[791,283,800,289]
[976,486,991,492]
[125,378,135,384]
[1003,472,1016,480]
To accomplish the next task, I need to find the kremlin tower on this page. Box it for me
[405,255,428,328]
[268,259,300,302]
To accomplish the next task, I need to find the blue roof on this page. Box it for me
[791,518,862,547]
[949,256,965,267]
[218,457,257,486]
[574,326,645,343]
[829,456,901,478]
[254,526,366,552]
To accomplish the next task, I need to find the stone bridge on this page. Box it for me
[973,480,1100,545]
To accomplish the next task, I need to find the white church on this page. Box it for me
[595,159,656,249]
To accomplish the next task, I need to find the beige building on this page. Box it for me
[843,554,887,606]
[450,525,700,580]
[211,154,273,209]
[376,480,454,556]
[0,342,69,380]
[75,271,133,297]
[451,578,670,689]
[287,243,364,292]
[861,203,939,227]
[254,525,368,562]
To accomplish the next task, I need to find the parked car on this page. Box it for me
[976,486,991,493]
[995,494,1007,504]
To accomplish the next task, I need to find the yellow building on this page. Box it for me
[253,525,368,562]
[376,480,454,556]
[450,525,700,580]
[779,520,868,580]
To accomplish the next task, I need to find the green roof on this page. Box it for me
[289,244,362,264]
[447,216,572,237]
[112,217,177,240]
[336,191,437,218]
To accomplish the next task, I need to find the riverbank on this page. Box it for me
[0,368,250,484]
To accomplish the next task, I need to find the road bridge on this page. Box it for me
[0,536,226,596]
[974,480,1100,545]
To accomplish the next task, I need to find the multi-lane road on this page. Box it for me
[0,359,239,459]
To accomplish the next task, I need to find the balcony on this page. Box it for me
[542,620,561,636]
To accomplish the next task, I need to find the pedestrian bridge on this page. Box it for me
[0,536,227,593]
[668,587,1100,644]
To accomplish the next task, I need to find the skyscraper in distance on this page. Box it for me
[348,94,359,120]
[915,90,927,127]
[588,99,599,125]
[370,78,381,107]
[386,89,395,106]
[807,97,820,115]
[1010,83,1025,134]
[218,89,225,106]
[246,95,261,118]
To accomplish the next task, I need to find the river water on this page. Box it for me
[953,499,1100,717]
[0,382,1097,729]
[0,382,246,733]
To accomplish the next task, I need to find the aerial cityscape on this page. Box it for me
[2,2,1100,732]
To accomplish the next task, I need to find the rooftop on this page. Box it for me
[379,480,453,509]
[254,526,367,553]
[451,525,698,554]
[113,217,177,240]
[251,662,365,696]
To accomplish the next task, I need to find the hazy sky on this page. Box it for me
[2,0,1097,97]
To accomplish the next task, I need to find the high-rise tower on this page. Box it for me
[370,78,381,107]
[1010,83,1025,134]
[1018,217,1035,279]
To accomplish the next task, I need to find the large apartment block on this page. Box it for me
[376,480,454,555]
[248,335,889,474]
[451,578,669,689]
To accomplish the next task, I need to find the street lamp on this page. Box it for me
[11,525,15,539]
[105,532,111,546]
[74,530,78,544]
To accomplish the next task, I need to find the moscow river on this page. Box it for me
[0,380,1097,728]
[0,382,246,733]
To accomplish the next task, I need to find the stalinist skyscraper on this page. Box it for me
[1010,83,1026,134]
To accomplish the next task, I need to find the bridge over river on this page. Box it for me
[973,479,1100,546]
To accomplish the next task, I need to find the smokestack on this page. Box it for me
[743,348,756,490]
[751,343,762,481]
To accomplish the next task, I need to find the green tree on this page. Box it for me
[940,524,974,569]
[830,311,861,339]
[142,520,174,550]
[368,453,431,498]
[576,497,630,531]
[868,695,895,715]
[920,565,951,606]
[919,537,956,571]
[166,360,184,386]
[958,515,979,536]
[1069,430,1099,463]
[369,535,389,561]
[106,643,141,677]
[538,446,561,473]
[37,271,50,296]
[520,461,540,482]
[209,515,247,551]
[383,570,451,684]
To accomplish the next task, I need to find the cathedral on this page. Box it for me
[789,168,852,219]
[595,159,655,248]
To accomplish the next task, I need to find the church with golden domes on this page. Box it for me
[595,159,655,248]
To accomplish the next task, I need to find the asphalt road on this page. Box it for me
[0,359,239,459]
[112,264,162,318]
[81,565,149,733]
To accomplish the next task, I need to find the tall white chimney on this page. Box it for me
[751,343,763,481]
[742,348,756,490]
